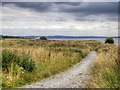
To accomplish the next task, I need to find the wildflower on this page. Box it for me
[20,67,23,70]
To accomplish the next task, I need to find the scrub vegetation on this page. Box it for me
[2,38,119,88]
[2,39,101,88]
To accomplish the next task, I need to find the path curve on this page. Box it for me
[23,51,96,88]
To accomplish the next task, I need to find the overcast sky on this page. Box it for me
[2,2,118,36]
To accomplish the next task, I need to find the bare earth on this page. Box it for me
[23,51,96,88]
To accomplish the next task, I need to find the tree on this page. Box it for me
[105,37,114,44]
[40,36,47,40]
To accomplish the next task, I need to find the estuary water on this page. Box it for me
[49,38,119,45]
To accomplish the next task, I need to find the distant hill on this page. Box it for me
[1,35,120,39]
[47,36,120,39]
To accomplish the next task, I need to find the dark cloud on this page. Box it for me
[54,2,81,6]
[3,2,118,14]
[3,2,118,22]
[56,2,118,22]
[59,2,118,14]
[3,2,51,12]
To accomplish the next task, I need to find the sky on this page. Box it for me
[2,2,119,36]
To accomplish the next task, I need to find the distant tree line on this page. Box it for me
[39,36,47,40]
[1,35,26,39]
[1,35,48,40]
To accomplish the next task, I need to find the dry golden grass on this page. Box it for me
[3,39,119,88]
[2,39,99,88]
[87,44,120,88]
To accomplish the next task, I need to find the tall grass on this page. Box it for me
[2,50,36,88]
[2,39,99,88]
[2,39,119,88]
[87,44,120,88]
[0,40,2,89]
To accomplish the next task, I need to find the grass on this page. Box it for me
[0,39,2,89]
[87,44,120,88]
[3,39,119,88]
[2,39,101,88]
[2,49,36,88]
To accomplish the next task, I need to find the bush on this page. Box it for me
[105,38,114,44]
[2,50,21,72]
[21,55,36,72]
[2,50,36,72]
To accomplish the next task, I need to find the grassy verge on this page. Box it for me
[87,44,120,88]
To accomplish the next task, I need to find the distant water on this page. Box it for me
[49,38,119,45]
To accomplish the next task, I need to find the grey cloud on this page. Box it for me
[3,2,118,14]
[55,18,66,22]
[2,2,118,22]
[54,2,81,6]
[59,2,118,14]
[74,13,118,22]
[3,2,51,12]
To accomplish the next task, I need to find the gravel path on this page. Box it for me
[23,51,96,88]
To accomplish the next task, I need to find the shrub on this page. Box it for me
[2,50,36,72]
[2,50,20,72]
[20,55,36,72]
[105,37,114,44]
